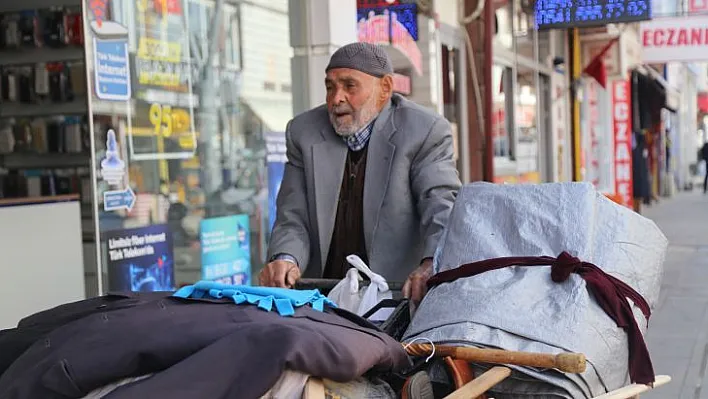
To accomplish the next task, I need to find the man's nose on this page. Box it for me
[331,88,347,105]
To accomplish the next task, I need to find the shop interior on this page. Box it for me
[0,0,287,321]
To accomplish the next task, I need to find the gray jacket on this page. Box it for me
[268,94,461,282]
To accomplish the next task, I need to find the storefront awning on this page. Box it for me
[243,98,294,134]
[635,66,677,113]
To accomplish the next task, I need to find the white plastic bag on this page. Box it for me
[326,255,393,321]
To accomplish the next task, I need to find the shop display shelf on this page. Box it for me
[0,0,81,13]
[0,46,84,66]
[0,152,90,169]
[0,99,88,118]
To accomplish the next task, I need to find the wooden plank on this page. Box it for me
[303,377,325,399]
[592,375,672,399]
[444,367,511,399]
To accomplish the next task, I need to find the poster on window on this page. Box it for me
[127,0,197,161]
[200,214,251,285]
[611,79,634,208]
[265,132,287,233]
[106,224,175,292]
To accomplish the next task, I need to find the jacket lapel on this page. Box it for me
[312,126,348,268]
[363,101,397,257]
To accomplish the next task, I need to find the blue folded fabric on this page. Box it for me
[172,281,337,316]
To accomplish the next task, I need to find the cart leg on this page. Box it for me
[592,375,671,399]
[443,367,511,399]
[304,377,325,399]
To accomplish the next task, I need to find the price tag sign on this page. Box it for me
[128,100,197,160]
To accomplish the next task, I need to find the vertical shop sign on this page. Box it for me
[265,132,287,233]
[106,224,175,292]
[200,215,251,285]
[588,81,600,187]
[611,79,634,208]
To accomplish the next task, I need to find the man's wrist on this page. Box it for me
[271,253,299,266]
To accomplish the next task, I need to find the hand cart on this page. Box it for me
[294,278,672,399]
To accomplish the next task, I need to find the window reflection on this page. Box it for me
[88,0,293,290]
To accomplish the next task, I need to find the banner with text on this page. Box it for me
[611,79,634,209]
[640,15,708,63]
[200,214,251,285]
[106,224,175,292]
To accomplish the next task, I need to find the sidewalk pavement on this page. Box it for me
[640,191,708,399]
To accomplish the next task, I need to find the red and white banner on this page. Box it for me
[640,15,708,63]
[611,79,633,209]
[689,0,708,13]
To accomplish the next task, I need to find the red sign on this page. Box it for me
[358,0,401,7]
[153,0,182,15]
[392,73,411,95]
[88,0,108,23]
[699,92,708,113]
[358,9,423,75]
[689,0,708,13]
[589,81,600,187]
[611,79,634,209]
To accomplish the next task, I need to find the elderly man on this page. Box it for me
[260,42,461,303]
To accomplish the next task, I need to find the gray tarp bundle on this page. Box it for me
[404,182,667,398]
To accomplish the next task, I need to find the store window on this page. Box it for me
[515,65,538,175]
[538,30,551,65]
[84,0,293,293]
[513,0,535,60]
[492,65,514,159]
[492,0,557,184]
[494,1,513,49]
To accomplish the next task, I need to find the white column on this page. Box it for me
[289,0,358,116]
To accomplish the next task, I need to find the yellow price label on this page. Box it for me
[171,109,190,133]
[149,103,174,138]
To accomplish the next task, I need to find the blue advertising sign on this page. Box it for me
[90,20,132,101]
[105,224,175,292]
[200,215,251,285]
[535,0,652,30]
[103,187,136,211]
[265,132,287,233]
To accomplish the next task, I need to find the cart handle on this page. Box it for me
[405,343,587,374]
[295,278,405,292]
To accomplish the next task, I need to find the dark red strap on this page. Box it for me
[427,252,655,385]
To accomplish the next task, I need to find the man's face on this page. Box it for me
[325,68,383,137]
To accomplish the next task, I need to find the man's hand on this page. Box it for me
[259,260,301,288]
[402,258,434,305]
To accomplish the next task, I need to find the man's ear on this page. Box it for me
[379,75,394,104]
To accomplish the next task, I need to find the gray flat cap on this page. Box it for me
[326,42,394,78]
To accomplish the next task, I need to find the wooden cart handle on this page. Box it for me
[405,343,587,374]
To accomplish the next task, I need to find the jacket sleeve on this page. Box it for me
[266,121,311,271]
[410,117,462,260]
